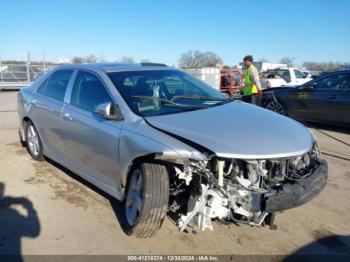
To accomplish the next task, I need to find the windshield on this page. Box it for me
[107,70,229,117]
[267,69,290,77]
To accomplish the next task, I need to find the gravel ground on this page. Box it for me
[0,91,349,257]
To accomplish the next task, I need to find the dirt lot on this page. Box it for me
[0,91,350,256]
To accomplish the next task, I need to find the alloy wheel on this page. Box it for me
[27,125,40,156]
[266,100,286,115]
[126,170,143,226]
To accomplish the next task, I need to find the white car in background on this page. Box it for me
[302,70,313,78]
[263,68,313,88]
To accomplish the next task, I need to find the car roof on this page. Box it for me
[56,63,173,73]
[334,70,350,74]
[317,70,350,76]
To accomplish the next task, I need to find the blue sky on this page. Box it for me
[1,0,349,66]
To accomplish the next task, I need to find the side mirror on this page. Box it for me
[95,102,123,121]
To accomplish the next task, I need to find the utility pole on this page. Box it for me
[42,50,46,73]
[26,52,31,82]
[0,52,3,82]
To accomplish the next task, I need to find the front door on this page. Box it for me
[61,70,123,190]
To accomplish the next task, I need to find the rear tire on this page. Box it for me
[123,163,169,238]
[19,127,26,147]
[25,121,44,161]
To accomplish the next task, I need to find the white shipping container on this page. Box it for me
[184,67,220,90]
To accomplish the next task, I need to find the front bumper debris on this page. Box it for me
[264,160,328,212]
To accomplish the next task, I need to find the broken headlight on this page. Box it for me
[289,138,320,179]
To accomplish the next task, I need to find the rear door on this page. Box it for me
[30,70,74,160]
[61,70,123,190]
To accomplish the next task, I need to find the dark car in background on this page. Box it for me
[261,70,350,126]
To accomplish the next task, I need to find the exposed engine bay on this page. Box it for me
[167,142,327,232]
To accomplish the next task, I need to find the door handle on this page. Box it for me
[62,112,73,121]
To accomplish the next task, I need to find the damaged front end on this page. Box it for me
[168,142,327,232]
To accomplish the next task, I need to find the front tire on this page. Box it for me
[266,99,287,115]
[124,163,169,238]
[25,121,44,161]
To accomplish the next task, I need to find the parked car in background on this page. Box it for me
[263,68,313,88]
[302,70,313,78]
[18,63,327,238]
[262,70,350,126]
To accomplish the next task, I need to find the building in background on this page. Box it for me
[239,62,287,72]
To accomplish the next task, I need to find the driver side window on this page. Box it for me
[71,71,113,112]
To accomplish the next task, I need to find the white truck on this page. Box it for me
[263,67,312,88]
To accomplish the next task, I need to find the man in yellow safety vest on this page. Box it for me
[242,55,263,105]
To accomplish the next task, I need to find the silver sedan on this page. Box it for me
[18,63,327,238]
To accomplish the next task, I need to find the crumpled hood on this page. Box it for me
[145,101,313,159]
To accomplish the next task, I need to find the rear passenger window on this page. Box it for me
[43,70,73,101]
[71,71,113,112]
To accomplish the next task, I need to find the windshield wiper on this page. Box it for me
[171,95,228,102]
[132,96,208,110]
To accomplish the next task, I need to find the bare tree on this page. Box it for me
[72,55,97,64]
[140,58,151,63]
[279,57,294,67]
[119,56,135,63]
[302,61,343,72]
[178,50,202,68]
[85,54,97,63]
[178,50,223,68]
[72,57,84,64]
[201,51,223,67]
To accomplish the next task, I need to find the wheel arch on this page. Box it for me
[19,116,32,142]
[117,126,204,190]
[121,153,173,189]
[21,116,47,153]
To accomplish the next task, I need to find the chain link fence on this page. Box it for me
[0,61,58,90]
[0,63,57,82]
